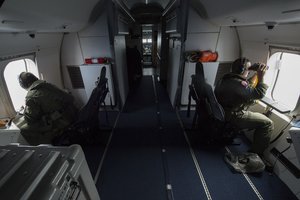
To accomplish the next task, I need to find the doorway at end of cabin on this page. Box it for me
[125,24,159,91]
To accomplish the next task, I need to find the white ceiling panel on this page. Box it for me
[0,0,100,32]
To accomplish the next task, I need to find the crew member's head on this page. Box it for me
[231,57,251,78]
[18,72,39,90]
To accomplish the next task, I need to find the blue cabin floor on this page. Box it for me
[82,76,297,200]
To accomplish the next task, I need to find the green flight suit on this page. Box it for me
[215,73,274,155]
[19,80,78,145]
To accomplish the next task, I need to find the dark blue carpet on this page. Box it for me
[96,76,211,200]
[193,146,259,200]
[89,76,298,200]
[155,79,208,200]
[96,77,167,200]
[82,145,105,178]
[228,137,298,200]
[82,111,119,178]
[179,110,298,200]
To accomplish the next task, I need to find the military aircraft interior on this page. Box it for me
[0,0,300,199]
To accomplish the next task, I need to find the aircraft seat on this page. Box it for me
[188,62,238,143]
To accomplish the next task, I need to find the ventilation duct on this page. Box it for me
[0,0,5,8]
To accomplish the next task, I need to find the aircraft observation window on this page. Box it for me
[4,58,39,112]
[264,51,300,112]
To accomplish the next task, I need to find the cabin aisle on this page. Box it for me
[96,76,207,200]
[92,75,298,200]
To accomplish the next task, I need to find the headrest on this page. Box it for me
[195,62,204,78]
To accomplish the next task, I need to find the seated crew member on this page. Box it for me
[214,58,274,156]
[17,72,78,145]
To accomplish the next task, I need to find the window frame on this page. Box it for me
[0,53,37,117]
[265,45,300,113]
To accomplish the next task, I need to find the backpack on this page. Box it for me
[224,152,265,173]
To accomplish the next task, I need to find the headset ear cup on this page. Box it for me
[240,57,248,74]
[232,57,249,74]
[240,65,245,74]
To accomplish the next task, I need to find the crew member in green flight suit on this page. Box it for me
[215,58,274,156]
[17,72,78,145]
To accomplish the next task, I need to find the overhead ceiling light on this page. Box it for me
[282,9,300,14]
[2,20,24,24]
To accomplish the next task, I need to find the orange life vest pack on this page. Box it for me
[199,50,218,62]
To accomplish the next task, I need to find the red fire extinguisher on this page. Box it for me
[84,57,108,64]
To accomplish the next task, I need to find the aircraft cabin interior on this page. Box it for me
[0,0,300,199]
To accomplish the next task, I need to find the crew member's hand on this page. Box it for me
[256,63,267,82]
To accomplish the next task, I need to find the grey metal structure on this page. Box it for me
[0,144,100,200]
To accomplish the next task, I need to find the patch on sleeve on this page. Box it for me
[241,80,248,87]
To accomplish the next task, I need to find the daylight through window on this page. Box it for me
[265,51,300,111]
[4,58,39,111]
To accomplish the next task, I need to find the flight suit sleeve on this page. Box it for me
[24,97,42,124]
[237,81,268,102]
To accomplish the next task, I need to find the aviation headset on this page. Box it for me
[231,57,250,75]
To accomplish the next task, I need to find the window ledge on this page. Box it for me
[257,100,291,123]
[261,96,291,114]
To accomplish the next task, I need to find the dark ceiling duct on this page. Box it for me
[0,0,5,8]
[88,0,108,24]
[114,0,136,22]
[131,2,163,24]
[162,0,178,16]
[190,0,208,19]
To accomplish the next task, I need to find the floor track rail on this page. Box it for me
[152,75,175,200]
[175,109,212,200]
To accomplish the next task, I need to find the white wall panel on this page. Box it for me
[79,14,109,37]
[0,33,62,57]
[180,62,219,105]
[185,33,219,52]
[61,33,84,65]
[187,8,219,33]
[80,37,112,59]
[61,33,87,107]
[186,7,239,62]
[216,27,240,61]
[114,35,128,106]
[238,24,300,62]
[78,13,111,59]
[80,64,115,106]
[238,24,300,46]
[167,40,181,106]
[36,48,62,88]
[241,42,269,63]
[61,13,113,108]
